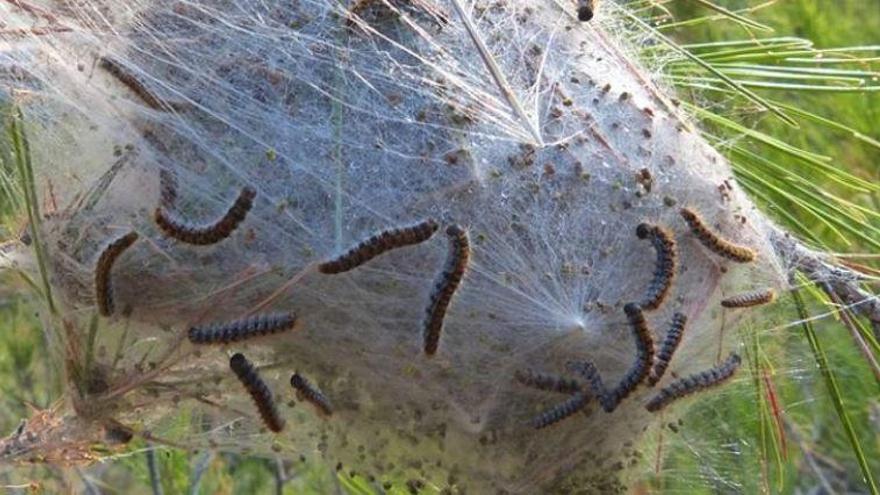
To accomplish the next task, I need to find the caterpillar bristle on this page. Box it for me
[721,288,776,308]
[94,231,139,317]
[318,219,439,274]
[514,369,582,394]
[636,223,676,311]
[188,312,297,345]
[155,185,256,245]
[229,353,286,432]
[645,353,742,412]
[679,207,756,263]
[290,372,333,417]
[647,313,687,386]
[423,224,470,356]
[531,392,588,429]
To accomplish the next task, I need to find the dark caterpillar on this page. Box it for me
[577,0,597,21]
[531,392,588,429]
[159,168,177,210]
[645,353,742,412]
[721,288,776,308]
[188,312,297,345]
[318,219,439,274]
[99,56,174,111]
[647,313,687,386]
[679,207,756,263]
[95,231,139,317]
[636,223,676,310]
[423,225,470,356]
[229,353,285,432]
[155,186,256,245]
[570,304,655,412]
[515,368,582,394]
[290,372,333,416]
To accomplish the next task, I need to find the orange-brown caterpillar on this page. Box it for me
[647,313,687,386]
[531,392,588,429]
[679,207,756,263]
[188,312,297,345]
[159,168,177,209]
[577,0,597,21]
[636,223,676,310]
[155,186,256,245]
[318,219,439,274]
[95,231,139,316]
[290,372,333,416]
[515,368,581,395]
[423,224,470,356]
[229,353,285,432]
[645,352,741,412]
[721,288,776,308]
[99,56,174,111]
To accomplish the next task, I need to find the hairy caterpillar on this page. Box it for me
[318,219,439,274]
[229,353,286,433]
[570,304,655,412]
[94,231,139,317]
[645,353,742,412]
[531,392,589,430]
[154,186,256,245]
[290,372,333,417]
[721,288,776,308]
[647,313,687,386]
[577,0,597,21]
[188,312,297,345]
[99,56,173,111]
[158,168,177,210]
[635,223,677,310]
[679,207,756,263]
[423,224,470,356]
[514,368,582,394]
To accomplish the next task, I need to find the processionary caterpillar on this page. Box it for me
[679,207,756,263]
[318,219,439,274]
[423,224,470,356]
[229,353,286,432]
[155,186,256,245]
[95,231,139,317]
[188,312,297,344]
[645,353,741,412]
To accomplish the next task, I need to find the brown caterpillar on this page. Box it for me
[577,0,597,21]
[290,372,333,416]
[645,352,742,412]
[94,231,139,317]
[229,353,285,432]
[647,313,687,386]
[188,312,297,345]
[159,168,177,209]
[99,56,174,111]
[318,219,439,274]
[636,223,676,310]
[531,392,588,429]
[721,288,776,308]
[423,224,470,356]
[515,368,582,394]
[154,186,256,245]
[679,207,756,263]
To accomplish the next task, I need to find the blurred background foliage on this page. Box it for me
[0,0,878,493]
